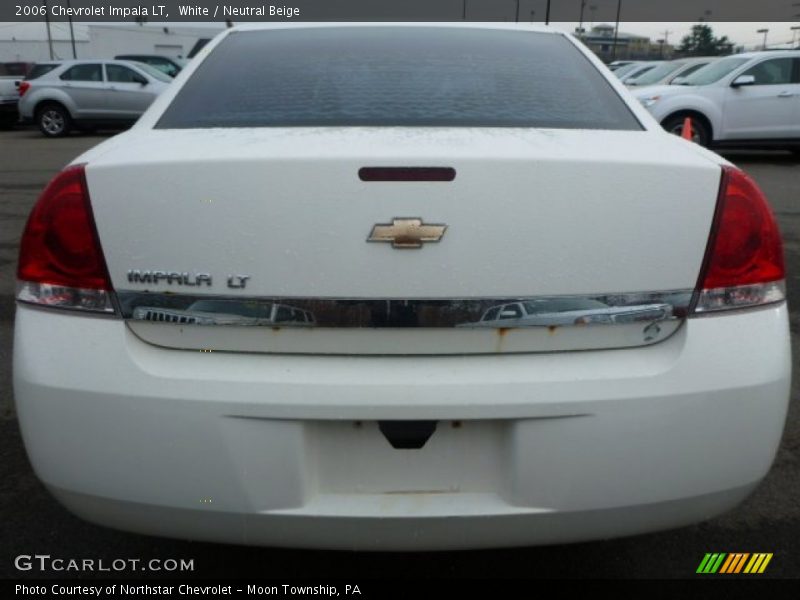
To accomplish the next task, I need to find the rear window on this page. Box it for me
[132,62,174,83]
[0,62,31,77]
[157,27,640,130]
[25,64,58,80]
[120,56,180,77]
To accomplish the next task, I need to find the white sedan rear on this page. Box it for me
[13,23,790,550]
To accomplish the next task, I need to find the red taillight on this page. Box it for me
[17,164,115,313]
[692,166,785,314]
[18,81,30,97]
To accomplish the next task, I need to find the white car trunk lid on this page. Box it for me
[84,128,721,354]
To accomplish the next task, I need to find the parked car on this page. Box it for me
[114,54,186,78]
[14,23,789,551]
[133,299,316,326]
[461,299,672,327]
[23,62,61,81]
[625,56,718,87]
[608,60,637,71]
[17,59,172,137]
[0,75,19,129]
[0,61,35,77]
[0,61,35,128]
[187,38,212,58]
[2,62,66,129]
[614,61,659,83]
[609,61,644,78]
[633,51,800,149]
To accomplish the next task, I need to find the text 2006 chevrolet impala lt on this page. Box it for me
[13,24,790,550]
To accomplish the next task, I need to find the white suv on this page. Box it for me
[633,51,800,149]
[17,60,171,137]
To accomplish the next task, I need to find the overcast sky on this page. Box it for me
[161,21,800,48]
[147,21,800,48]
[552,22,800,48]
[1,21,798,49]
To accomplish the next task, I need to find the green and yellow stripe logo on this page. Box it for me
[696,553,773,574]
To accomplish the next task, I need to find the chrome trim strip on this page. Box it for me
[116,290,693,328]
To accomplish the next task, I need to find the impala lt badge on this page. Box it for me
[367,218,447,249]
[127,270,213,286]
[126,271,251,289]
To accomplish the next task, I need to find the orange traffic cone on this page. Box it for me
[682,117,693,141]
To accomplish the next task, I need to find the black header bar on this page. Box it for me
[3,0,800,23]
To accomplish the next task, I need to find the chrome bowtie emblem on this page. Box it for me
[367,218,447,249]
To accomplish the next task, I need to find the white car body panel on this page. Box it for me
[14,303,790,549]
[635,84,727,137]
[85,128,720,299]
[723,83,800,139]
[85,127,717,356]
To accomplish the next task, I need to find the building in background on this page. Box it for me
[0,22,89,62]
[579,24,674,62]
[0,22,221,63]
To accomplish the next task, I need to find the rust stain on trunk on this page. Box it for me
[496,327,513,352]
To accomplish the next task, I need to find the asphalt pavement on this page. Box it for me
[0,128,797,579]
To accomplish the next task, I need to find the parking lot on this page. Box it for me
[0,128,798,579]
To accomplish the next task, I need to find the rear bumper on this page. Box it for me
[13,303,791,550]
[50,483,757,551]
